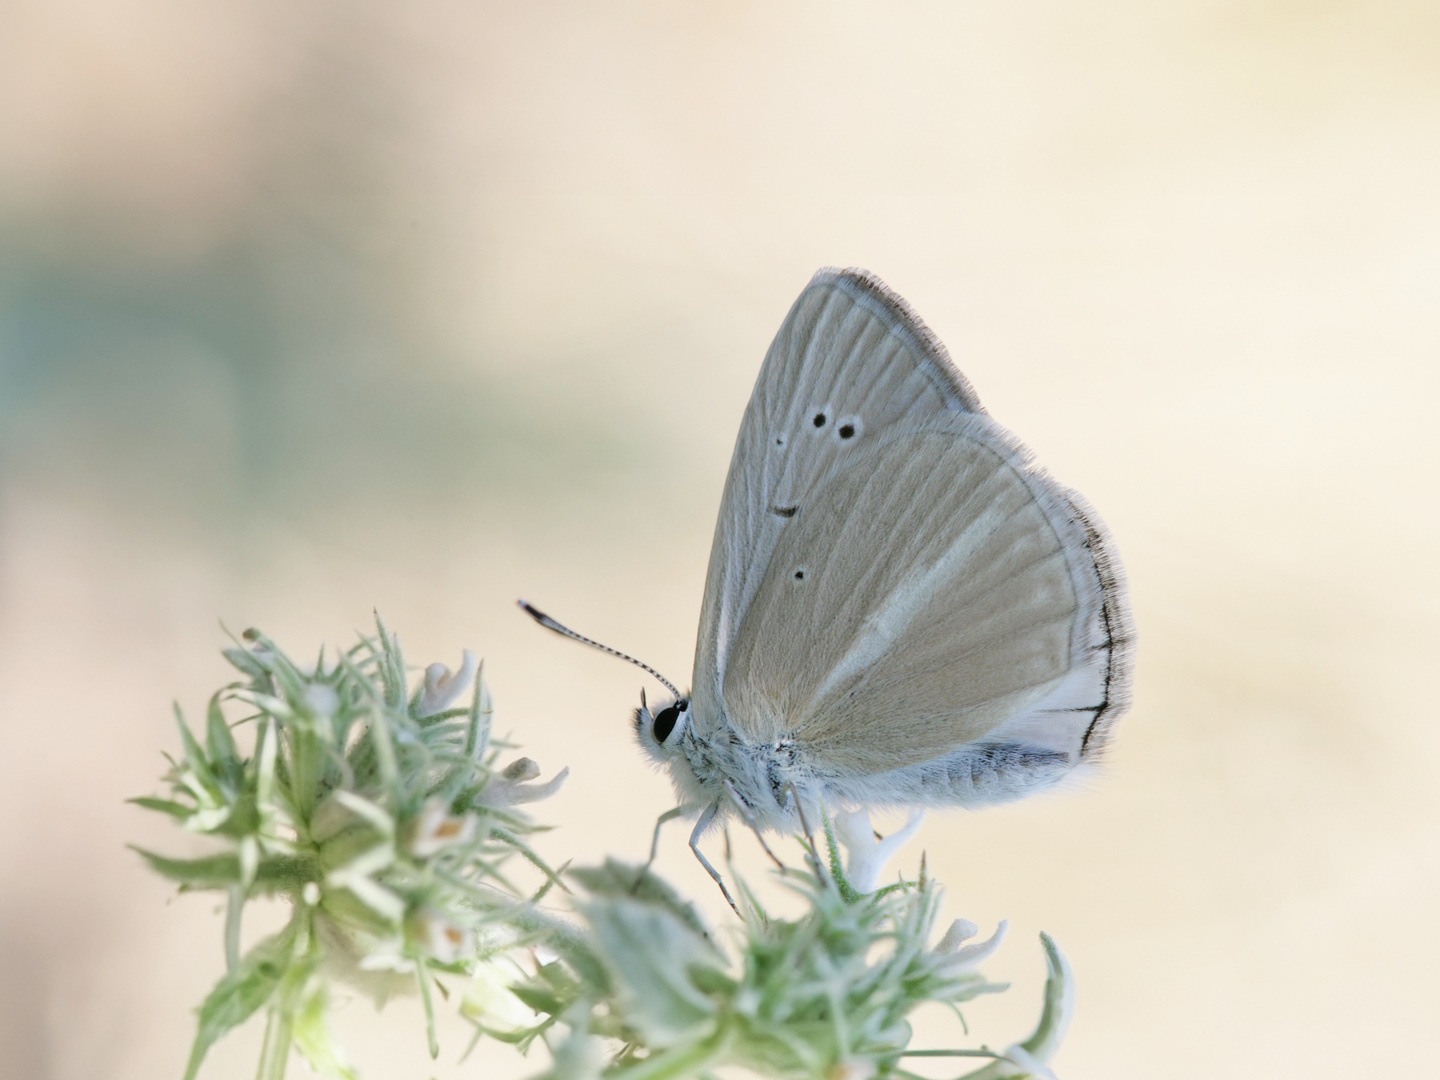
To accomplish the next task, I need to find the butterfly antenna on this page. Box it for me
[517,600,683,700]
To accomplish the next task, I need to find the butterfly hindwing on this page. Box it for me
[723,416,1090,773]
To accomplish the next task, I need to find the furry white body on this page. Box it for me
[635,644,1105,833]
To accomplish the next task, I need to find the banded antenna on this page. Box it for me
[517,600,683,701]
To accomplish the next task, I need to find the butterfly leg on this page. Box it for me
[787,782,829,887]
[631,804,688,894]
[721,779,786,872]
[689,799,740,916]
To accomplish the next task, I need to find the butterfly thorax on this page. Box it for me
[635,695,820,831]
[680,727,817,830]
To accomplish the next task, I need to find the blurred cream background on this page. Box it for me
[1,1,1437,1077]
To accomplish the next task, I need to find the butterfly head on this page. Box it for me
[633,690,693,763]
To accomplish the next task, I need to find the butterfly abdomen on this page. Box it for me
[824,741,1074,810]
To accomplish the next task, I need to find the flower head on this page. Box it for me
[933,917,1009,973]
[460,959,538,1034]
[832,808,925,894]
[418,650,478,715]
[480,757,569,806]
[406,797,478,858]
[411,907,475,965]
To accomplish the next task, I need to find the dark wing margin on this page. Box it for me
[1064,488,1135,761]
[812,267,987,415]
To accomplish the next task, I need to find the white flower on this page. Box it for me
[460,958,538,1034]
[933,917,1009,973]
[832,808,925,894]
[480,757,569,807]
[411,907,474,964]
[406,797,478,858]
[418,650,478,715]
[355,934,415,974]
[827,1059,877,1080]
[505,757,540,781]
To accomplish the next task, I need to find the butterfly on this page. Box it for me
[523,267,1132,888]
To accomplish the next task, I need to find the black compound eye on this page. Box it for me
[653,703,683,743]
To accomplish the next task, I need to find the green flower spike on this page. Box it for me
[133,619,567,1080]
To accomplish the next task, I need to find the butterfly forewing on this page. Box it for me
[692,270,984,735]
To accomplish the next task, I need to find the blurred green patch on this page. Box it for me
[0,232,648,531]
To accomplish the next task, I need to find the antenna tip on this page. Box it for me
[517,599,544,621]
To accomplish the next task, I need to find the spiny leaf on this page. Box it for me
[133,847,242,889]
[205,692,244,790]
[182,921,300,1080]
[173,704,218,790]
[129,795,192,819]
